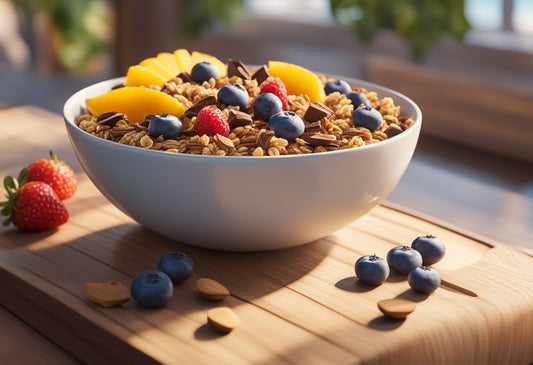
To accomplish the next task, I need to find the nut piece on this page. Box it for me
[207,307,239,333]
[85,280,131,307]
[196,278,230,301]
[377,298,416,319]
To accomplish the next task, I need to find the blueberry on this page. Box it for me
[324,79,352,95]
[157,252,194,283]
[352,106,383,132]
[148,113,182,139]
[253,93,282,121]
[217,83,249,111]
[411,235,446,266]
[131,270,173,307]
[191,62,219,83]
[347,91,371,108]
[355,254,390,286]
[268,111,305,140]
[408,267,441,293]
[387,246,423,274]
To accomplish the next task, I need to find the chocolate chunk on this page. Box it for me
[228,110,253,128]
[300,133,340,148]
[96,111,126,126]
[303,102,333,123]
[256,130,275,151]
[304,121,323,133]
[177,72,193,83]
[227,59,252,80]
[184,95,218,118]
[252,65,270,85]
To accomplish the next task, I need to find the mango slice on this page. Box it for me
[157,52,181,76]
[191,51,227,78]
[174,48,193,74]
[86,87,186,123]
[268,60,326,103]
[125,65,168,88]
[139,57,175,80]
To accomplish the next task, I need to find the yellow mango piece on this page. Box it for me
[191,51,227,78]
[157,52,181,76]
[268,60,326,103]
[139,57,174,81]
[174,49,192,74]
[86,87,186,123]
[125,65,167,88]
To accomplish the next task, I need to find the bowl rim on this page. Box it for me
[63,75,422,161]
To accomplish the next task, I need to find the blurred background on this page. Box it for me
[0,0,531,248]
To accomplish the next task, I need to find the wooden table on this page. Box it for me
[1,106,533,364]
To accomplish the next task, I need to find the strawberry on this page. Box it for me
[27,151,77,200]
[1,168,69,231]
[260,77,289,110]
[194,107,230,137]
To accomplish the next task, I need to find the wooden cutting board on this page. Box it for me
[1,106,533,364]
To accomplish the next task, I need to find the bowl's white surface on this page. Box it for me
[64,76,421,251]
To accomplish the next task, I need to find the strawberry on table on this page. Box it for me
[1,168,69,231]
[27,151,77,200]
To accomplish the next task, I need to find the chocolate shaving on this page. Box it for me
[300,133,340,148]
[252,65,270,85]
[177,72,193,83]
[97,111,126,126]
[111,83,125,90]
[228,110,253,128]
[303,102,333,123]
[227,59,252,80]
[256,130,275,151]
[184,95,218,118]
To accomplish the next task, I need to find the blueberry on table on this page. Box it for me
[253,93,282,121]
[352,106,383,132]
[347,91,371,108]
[157,252,194,283]
[191,61,219,83]
[148,113,182,139]
[130,270,173,307]
[217,83,249,111]
[411,235,446,266]
[355,254,390,286]
[268,111,305,140]
[324,79,352,95]
[408,266,441,293]
[387,246,423,274]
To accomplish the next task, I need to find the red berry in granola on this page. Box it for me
[260,77,288,110]
[1,169,69,231]
[194,107,230,137]
[27,151,77,200]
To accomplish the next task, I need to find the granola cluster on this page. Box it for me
[76,72,413,157]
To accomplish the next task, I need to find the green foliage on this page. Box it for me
[329,0,470,59]
[176,0,244,40]
[14,0,110,72]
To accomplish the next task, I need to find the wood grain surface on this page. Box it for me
[1,106,533,364]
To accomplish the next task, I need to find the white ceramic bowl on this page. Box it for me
[64,76,421,251]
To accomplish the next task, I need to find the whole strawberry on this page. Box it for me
[1,169,69,231]
[260,77,288,110]
[27,151,77,200]
[194,107,230,137]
